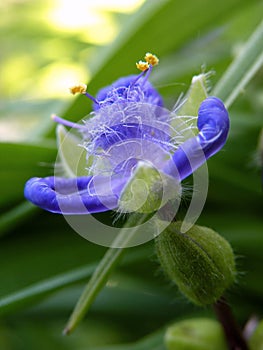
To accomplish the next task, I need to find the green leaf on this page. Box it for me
[0,264,97,315]
[213,19,263,107]
[0,201,38,238]
[0,232,153,315]
[0,141,56,209]
[62,0,252,121]
[0,99,62,142]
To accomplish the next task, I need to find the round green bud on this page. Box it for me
[165,318,228,350]
[155,222,236,305]
[249,320,263,350]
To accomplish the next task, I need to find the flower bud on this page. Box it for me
[165,318,228,350]
[155,222,236,305]
[249,319,263,350]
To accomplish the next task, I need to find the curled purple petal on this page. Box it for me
[197,96,229,158]
[165,97,229,181]
[94,75,163,110]
[24,175,128,214]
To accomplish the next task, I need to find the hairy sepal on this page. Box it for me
[118,161,181,214]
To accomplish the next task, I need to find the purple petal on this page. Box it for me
[24,175,129,214]
[94,123,171,151]
[197,96,229,158]
[165,97,229,181]
[94,75,163,110]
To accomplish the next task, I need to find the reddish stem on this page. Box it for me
[213,297,249,350]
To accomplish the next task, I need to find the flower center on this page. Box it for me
[83,102,175,176]
[51,52,197,180]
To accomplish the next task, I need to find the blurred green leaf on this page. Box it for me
[0,263,97,316]
[213,19,263,107]
[63,0,258,120]
[0,142,56,209]
[0,99,61,142]
[0,202,38,238]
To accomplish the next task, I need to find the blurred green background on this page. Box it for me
[0,0,262,349]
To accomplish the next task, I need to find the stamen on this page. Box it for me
[51,114,84,130]
[136,60,150,72]
[133,52,159,86]
[145,53,159,66]
[69,83,99,105]
[69,83,87,95]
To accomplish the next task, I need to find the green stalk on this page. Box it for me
[213,20,263,108]
[63,213,149,335]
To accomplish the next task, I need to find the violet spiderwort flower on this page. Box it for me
[24,53,230,215]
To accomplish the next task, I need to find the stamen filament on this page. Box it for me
[131,70,147,87]
[69,83,99,105]
[51,115,84,129]
[141,64,153,86]
[83,92,100,105]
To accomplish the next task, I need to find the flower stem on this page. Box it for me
[213,297,248,350]
[212,19,263,109]
[63,213,150,335]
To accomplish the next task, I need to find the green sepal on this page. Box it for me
[165,318,228,350]
[173,73,209,138]
[155,222,236,305]
[56,125,89,177]
[119,162,181,214]
[178,73,209,117]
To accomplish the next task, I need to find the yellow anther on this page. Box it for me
[69,83,87,95]
[145,53,159,66]
[136,60,150,72]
